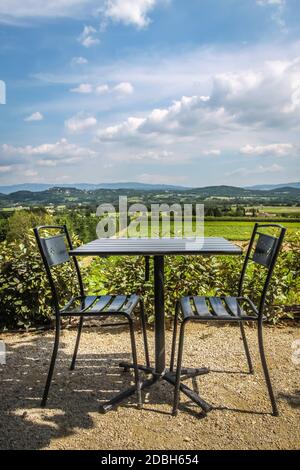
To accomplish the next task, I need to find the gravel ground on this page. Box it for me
[0,322,299,450]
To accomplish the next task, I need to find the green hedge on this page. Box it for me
[0,231,299,329]
[86,231,300,325]
[0,233,83,329]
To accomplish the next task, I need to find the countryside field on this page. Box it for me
[117,219,300,241]
[204,221,300,240]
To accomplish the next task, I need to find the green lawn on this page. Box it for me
[120,219,300,240]
[204,221,300,240]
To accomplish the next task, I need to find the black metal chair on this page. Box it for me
[170,223,286,417]
[34,225,150,408]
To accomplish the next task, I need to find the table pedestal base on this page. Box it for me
[99,363,212,415]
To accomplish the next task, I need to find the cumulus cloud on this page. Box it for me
[95,84,110,94]
[2,139,96,165]
[203,149,221,156]
[98,55,300,145]
[78,25,100,48]
[97,94,230,142]
[70,82,134,96]
[240,143,295,156]
[70,83,93,94]
[24,111,44,122]
[65,113,97,133]
[98,117,145,141]
[114,82,134,94]
[103,0,158,29]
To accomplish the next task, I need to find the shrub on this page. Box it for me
[0,229,299,329]
[0,231,83,329]
[85,232,300,324]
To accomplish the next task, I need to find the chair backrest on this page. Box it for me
[238,223,286,317]
[34,225,84,312]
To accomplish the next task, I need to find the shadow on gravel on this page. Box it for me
[0,328,152,450]
[278,390,300,409]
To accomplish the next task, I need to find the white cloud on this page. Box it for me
[257,0,284,6]
[2,139,96,164]
[0,1,96,23]
[125,149,174,162]
[98,117,145,141]
[0,165,11,173]
[78,25,100,48]
[70,82,134,96]
[0,1,163,28]
[24,111,44,122]
[24,169,38,177]
[96,84,110,94]
[114,82,134,94]
[103,0,158,29]
[97,94,230,142]
[70,83,93,94]
[203,149,221,156]
[65,113,97,133]
[227,163,283,177]
[71,56,88,65]
[240,143,295,156]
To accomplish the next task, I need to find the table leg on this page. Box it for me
[101,254,212,415]
[154,255,165,374]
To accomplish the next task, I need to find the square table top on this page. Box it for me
[70,237,242,257]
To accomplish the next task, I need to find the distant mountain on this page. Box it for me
[1,181,299,194]
[246,182,300,190]
[0,185,299,208]
[0,182,188,194]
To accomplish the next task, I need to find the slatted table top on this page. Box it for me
[70,237,242,257]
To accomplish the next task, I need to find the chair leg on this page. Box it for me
[239,322,254,374]
[128,320,142,409]
[257,322,279,416]
[139,299,150,368]
[41,316,61,407]
[172,321,186,416]
[170,301,180,372]
[70,316,84,371]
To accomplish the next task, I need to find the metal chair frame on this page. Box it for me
[34,225,150,408]
[170,223,286,416]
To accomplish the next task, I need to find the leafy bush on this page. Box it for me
[0,228,299,329]
[0,231,83,329]
[86,232,300,325]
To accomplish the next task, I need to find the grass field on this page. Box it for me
[204,221,300,240]
[120,219,300,240]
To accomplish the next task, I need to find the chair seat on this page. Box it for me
[180,296,262,321]
[60,294,140,317]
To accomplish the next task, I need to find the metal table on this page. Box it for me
[70,237,242,414]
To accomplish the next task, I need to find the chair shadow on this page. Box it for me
[277,390,300,409]
[0,329,152,449]
[0,328,179,449]
[0,327,278,450]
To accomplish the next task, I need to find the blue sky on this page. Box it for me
[0,0,300,187]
